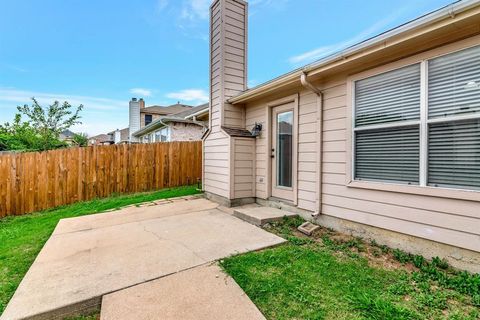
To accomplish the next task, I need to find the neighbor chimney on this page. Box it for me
[129,98,141,142]
[209,0,247,130]
[139,98,145,109]
[114,129,121,144]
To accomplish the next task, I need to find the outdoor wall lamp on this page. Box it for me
[251,122,263,137]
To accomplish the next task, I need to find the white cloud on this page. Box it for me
[157,0,168,11]
[288,7,410,66]
[166,89,208,104]
[0,88,125,111]
[129,88,153,97]
[0,88,129,136]
[1,64,28,73]
[181,0,210,21]
[249,0,289,9]
[179,0,288,22]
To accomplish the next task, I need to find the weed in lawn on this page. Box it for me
[348,293,422,320]
[222,217,480,320]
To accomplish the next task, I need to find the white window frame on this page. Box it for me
[352,61,422,186]
[352,45,480,191]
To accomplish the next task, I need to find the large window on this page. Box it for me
[354,45,480,191]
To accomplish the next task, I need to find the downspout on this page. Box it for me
[300,72,323,218]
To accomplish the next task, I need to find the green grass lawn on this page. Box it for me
[221,218,480,320]
[0,185,200,315]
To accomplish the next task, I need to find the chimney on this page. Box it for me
[129,98,141,142]
[114,129,121,144]
[139,98,145,109]
[210,0,248,130]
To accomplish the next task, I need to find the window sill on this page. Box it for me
[347,180,480,202]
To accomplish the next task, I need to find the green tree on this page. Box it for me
[0,114,43,151]
[16,98,83,151]
[72,133,89,147]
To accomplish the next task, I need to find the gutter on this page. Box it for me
[228,0,478,104]
[300,73,323,217]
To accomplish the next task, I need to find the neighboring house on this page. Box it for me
[128,98,195,142]
[59,129,76,144]
[108,127,130,144]
[132,103,209,143]
[88,99,199,145]
[88,134,114,146]
[203,0,480,271]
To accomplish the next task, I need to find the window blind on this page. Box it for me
[428,119,480,190]
[355,126,420,184]
[428,45,480,119]
[355,64,421,126]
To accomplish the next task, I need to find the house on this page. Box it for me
[109,127,130,144]
[59,129,76,144]
[203,0,480,271]
[132,103,209,143]
[88,133,114,146]
[128,98,195,142]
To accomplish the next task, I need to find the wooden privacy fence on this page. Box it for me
[0,141,202,218]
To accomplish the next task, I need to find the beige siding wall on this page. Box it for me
[222,0,247,128]
[320,77,480,252]
[244,72,479,253]
[204,0,230,198]
[204,131,230,198]
[245,100,268,199]
[232,138,255,199]
[210,0,223,134]
[297,91,319,212]
[204,0,248,199]
[319,38,480,253]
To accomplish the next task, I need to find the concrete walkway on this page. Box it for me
[1,197,284,320]
[101,264,266,320]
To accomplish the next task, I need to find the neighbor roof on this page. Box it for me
[60,129,75,139]
[229,0,479,104]
[89,134,112,143]
[172,103,209,118]
[142,103,193,115]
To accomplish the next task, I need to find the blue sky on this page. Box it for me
[0,0,453,135]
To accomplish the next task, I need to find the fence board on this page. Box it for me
[0,142,202,218]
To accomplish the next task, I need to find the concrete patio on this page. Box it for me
[1,197,286,320]
[101,264,266,320]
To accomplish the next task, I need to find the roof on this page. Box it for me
[229,0,480,104]
[60,129,75,139]
[172,103,209,118]
[89,134,113,143]
[142,103,193,115]
[221,127,255,138]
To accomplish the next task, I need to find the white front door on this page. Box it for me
[271,103,295,202]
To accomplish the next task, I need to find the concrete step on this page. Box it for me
[100,264,266,320]
[233,206,298,226]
